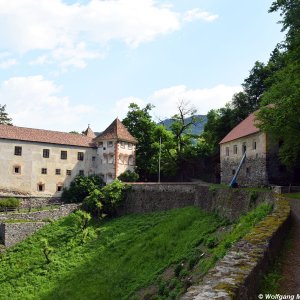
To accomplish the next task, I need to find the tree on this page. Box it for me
[0,104,12,125]
[122,103,159,180]
[256,0,300,171]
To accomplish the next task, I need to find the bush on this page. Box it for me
[118,170,139,182]
[0,197,20,208]
[62,175,105,203]
[82,189,103,217]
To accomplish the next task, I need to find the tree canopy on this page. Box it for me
[0,104,12,125]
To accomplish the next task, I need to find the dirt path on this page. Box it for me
[279,198,300,294]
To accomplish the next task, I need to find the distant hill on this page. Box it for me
[159,115,207,136]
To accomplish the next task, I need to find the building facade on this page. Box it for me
[0,118,137,196]
[220,112,290,186]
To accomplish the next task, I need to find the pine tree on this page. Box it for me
[0,104,12,125]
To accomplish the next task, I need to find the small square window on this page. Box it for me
[61,151,67,160]
[41,168,47,174]
[55,169,61,175]
[43,149,50,158]
[77,152,84,161]
[66,169,72,176]
[108,141,113,147]
[14,146,22,156]
[37,184,45,191]
[13,165,21,174]
[79,170,84,176]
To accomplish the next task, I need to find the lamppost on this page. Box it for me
[158,136,161,183]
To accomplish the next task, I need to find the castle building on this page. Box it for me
[0,118,137,196]
[219,111,290,186]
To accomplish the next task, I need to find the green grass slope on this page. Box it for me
[0,205,272,300]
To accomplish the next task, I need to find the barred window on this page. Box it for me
[61,151,67,160]
[77,152,84,161]
[43,149,50,158]
[14,146,22,156]
[41,168,47,174]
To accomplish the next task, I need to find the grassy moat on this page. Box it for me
[0,204,272,300]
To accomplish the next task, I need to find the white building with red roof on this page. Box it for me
[0,118,137,196]
[219,111,289,186]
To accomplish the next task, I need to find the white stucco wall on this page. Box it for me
[0,139,97,196]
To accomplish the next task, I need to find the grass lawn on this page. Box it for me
[0,204,272,300]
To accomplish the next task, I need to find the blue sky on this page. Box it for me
[0,0,284,132]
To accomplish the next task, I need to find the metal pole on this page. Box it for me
[158,136,161,183]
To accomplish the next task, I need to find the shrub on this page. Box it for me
[118,170,139,182]
[62,175,105,203]
[82,189,104,217]
[0,197,20,208]
[101,180,129,216]
[73,210,92,231]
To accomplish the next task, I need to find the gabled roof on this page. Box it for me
[219,111,260,144]
[82,125,96,138]
[95,118,137,144]
[0,124,96,148]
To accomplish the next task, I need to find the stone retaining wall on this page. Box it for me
[0,204,80,222]
[0,196,61,208]
[117,184,274,221]
[181,196,291,300]
[0,222,46,247]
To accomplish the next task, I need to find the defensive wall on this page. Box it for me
[117,183,275,221]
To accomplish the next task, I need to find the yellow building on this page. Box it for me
[0,118,137,196]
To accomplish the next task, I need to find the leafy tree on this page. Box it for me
[0,104,12,125]
[122,103,159,180]
[256,0,300,170]
[62,175,105,203]
[118,170,139,182]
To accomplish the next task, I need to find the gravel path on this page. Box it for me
[279,198,300,294]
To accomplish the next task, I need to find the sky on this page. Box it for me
[0,0,284,133]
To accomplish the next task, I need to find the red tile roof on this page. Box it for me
[219,112,260,144]
[95,118,137,144]
[0,124,95,148]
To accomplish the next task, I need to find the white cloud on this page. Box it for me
[0,58,17,69]
[0,76,96,131]
[114,84,242,121]
[183,8,219,22]
[0,0,217,69]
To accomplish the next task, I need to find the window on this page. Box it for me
[13,165,21,174]
[55,169,61,175]
[108,155,114,164]
[14,146,22,156]
[120,141,125,148]
[233,145,238,154]
[61,151,67,160]
[43,149,50,158]
[37,183,45,192]
[99,142,103,148]
[242,142,247,154]
[108,141,113,147]
[128,143,132,150]
[252,140,257,150]
[79,170,84,176]
[41,168,47,174]
[92,156,96,162]
[57,184,63,192]
[66,169,72,176]
[225,147,229,156]
[77,152,84,161]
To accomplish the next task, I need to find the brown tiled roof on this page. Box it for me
[82,125,96,138]
[0,124,96,148]
[219,111,260,144]
[95,118,137,144]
